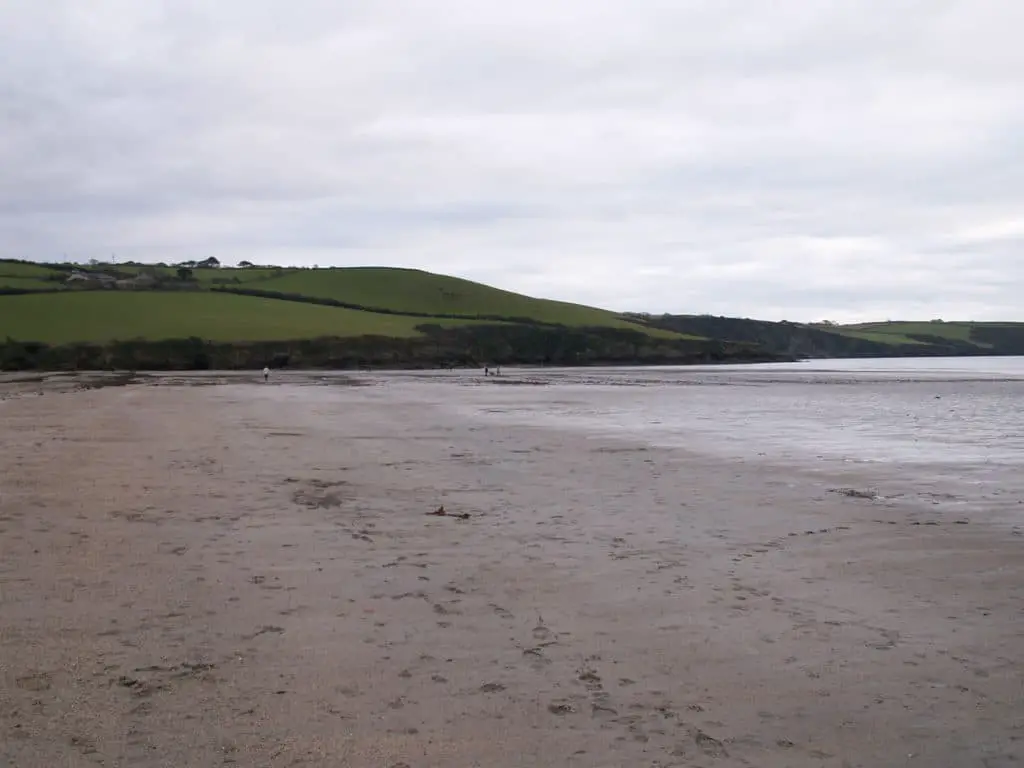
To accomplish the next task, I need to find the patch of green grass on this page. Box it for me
[0,276,62,291]
[252,267,688,336]
[0,291,496,344]
[835,321,1024,349]
[192,267,299,284]
[844,322,976,343]
[0,263,700,342]
[826,328,931,346]
[0,261,64,280]
[114,265,176,278]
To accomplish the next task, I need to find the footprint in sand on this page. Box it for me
[532,618,552,640]
[693,729,729,757]
[242,625,285,641]
[488,603,514,620]
[548,701,576,715]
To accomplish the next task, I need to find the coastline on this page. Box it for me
[2,377,1021,767]
[0,325,790,373]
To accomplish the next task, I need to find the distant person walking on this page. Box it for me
[263,366,270,383]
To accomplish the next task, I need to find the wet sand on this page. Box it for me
[1,374,1022,767]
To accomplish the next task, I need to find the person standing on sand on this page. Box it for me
[263,366,270,382]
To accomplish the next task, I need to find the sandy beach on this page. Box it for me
[1,373,1022,767]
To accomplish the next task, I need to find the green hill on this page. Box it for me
[0,260,64,290]
[2,259,758,371]
[835,321,1021,349]
[0,260,674,334]
[0,276,56,291]
[8,258,1017,372]
[0,261,63,280]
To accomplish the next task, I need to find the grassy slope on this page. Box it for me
[0,261,63,279]
[251,267,675,332]
[0,262,693,341]
[838,321,1024,349]
[0,291,493,344]
[0,276,58,291]
[0,261,64,290]
[17,262,1019,351]
[848,322,985,339]
[823,327,929,346]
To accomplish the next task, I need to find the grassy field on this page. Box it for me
[838,321,1024,349]
[0,261,63,280]
[22,261,1021,352]
[824,327,930,346]
[0,276,59,291]
[0,262,699,345]
[251,267,665,331]
[0,291,495,344]
[844,322,982,343]
[4,261,1020,365]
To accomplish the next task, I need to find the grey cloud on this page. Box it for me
[1,0,1022,321]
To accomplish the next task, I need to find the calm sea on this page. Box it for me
[417,357,1024,520]
[435,357,1022,464]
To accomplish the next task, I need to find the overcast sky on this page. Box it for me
[2,1,1022,321]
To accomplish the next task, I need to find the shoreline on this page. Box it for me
[2,379,1022,767]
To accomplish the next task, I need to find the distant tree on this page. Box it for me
[197,257,220,268]
[176,267,193,281]
[238,260,255,268]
